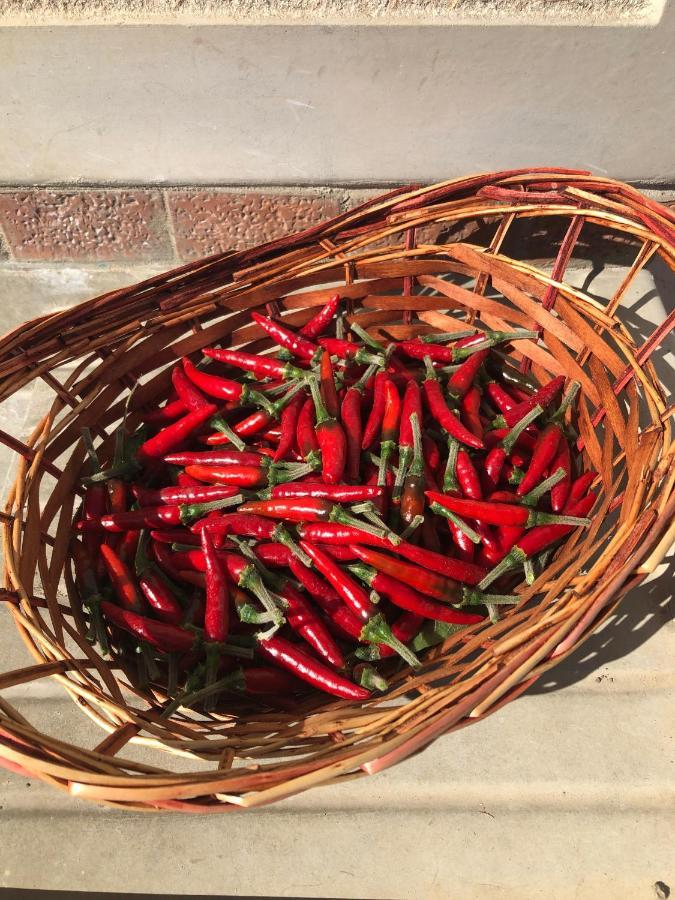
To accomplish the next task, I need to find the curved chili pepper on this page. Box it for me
[485,380,517,413]
[202,347,305,381]
[447,350,489,401]
[361,371,388,450]
[492,375,565,429]
[348,544,461,604]
[349,565,483,625]
[461,386,484,440]
[516,423,563,497]
[477,492,597,590]
[201,530,230,644]
[299,294,341,339]
[257,634,369,701]
[251,311,319,362]
[299,540,378,622]
[308,376,346,484]
[549,438,572,512]
[426,490,591,529]
[296,396,321,468]
[132,484,240,506]
[142,398,187,425]
[273,391,305,463]
[138,570,184,626]
[422,358,484,450]
[567,471,597,507]
[456,449,483,500]
[137,404,217,464]
[400,413,426,528]
[274,582,344,670]
[318,337,383,366]
[319,349,340,418]
[100,543,144,612]
[270,483,383,502]
[100,600,195,654]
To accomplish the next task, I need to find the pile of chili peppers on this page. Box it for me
[73,294,597,711]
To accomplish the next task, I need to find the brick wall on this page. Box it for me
[0,187,367,263]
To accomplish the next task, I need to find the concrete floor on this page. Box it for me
[0,263,672,899]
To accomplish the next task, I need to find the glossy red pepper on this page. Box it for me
[377,378,401,483]
[257,634,369,701]
[461,385,484,440]
[349,565,484,625]
[150,529,201,547]
[341,364,377,481]
[253,543,294,567]
[516,423,563,497]
[308,375,347,484]
[100,543,144,612]
[201,529,230,644]
[202,347,305,381]
[132,483,240,506]
[273,391,305,463]
[251,311,319,362]
[142,398,187,425]
[361,371,388,450]
[319,349,340,417]
[422,358,484,450]
[549,438,572,512]
[296,396,321,467]
[348,544,461,604]
[456,449,483,500]
[492,375,565,428]
[184,463,268,488]
[447,350,489,401]
[275,582,345,670]
[100,600,195,654]
[299,294,341,339]
[138,570,184,626]
[426,490,591,529]
[485,380,517,413]
[271,483,383,502]
[400,413,426,527]
[137,404,217,464]
[567,471,597,507]
[318,337,383,365]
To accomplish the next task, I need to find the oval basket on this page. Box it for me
[0,169,673,812]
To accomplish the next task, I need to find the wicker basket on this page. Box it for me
[0,168,673,812]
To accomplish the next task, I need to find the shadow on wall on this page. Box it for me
[527,553,673,695]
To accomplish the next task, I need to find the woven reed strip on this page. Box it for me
[0,170,672,811]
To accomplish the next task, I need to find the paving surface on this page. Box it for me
[0,263,672,899]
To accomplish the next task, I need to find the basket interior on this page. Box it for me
[0,170,673,811]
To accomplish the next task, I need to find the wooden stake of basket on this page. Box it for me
[0,168,673,812]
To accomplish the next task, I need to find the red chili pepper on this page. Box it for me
[400,413,426,527]
[137,404,217,464]
[275,582,345,670]
[485,381,517,413]
[257,634,369,701]
[83,483,107,576]
[251,311,319,362]
[422,433,441,471]
[484,428,537,453]
[254,543,294,567]
[119,529,141,565]
[447,350,489,401]
[296,396,321,467]
[349,565,483,625]
[229,666,302,695]
[142,398,187,425]
[318,337,382,365]
[308,376,346,484]
[202,347,305,381]
[516,424,564,497]
[299,540,378,622]
[422,358,484,450]
[270,483,383,502]
[100,543,144,612]
[177,471,202,488]
[549,439,572,512]
[426,490,590,529]
[461,385,484,440]
[299,294,341,339]
[184,463,267,488]
[492,375,565,428]
[152,541,187,582]
[567,471,597,507]
[456,449,483,500]
[273,391,305,463]
[201,529,230,644]
[397,380,423,470]
[340,364,377,481]
[150,529,201,547]
[348,545,461,604]
[296,522,393,548]
[138,570,184,626]
[478,492,597,590]
[100,601,195,654]
[318,349,340,418]
[376,378,401,483]
[398,340,457,364]
[132,484,240,506]
[361,371,388,450]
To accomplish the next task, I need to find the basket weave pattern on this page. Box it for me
[0,168,673,812]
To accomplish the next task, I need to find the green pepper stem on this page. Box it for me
[456,329,539,358]
[443,436,459,492]
[239,566,285,626]
[180,493,244,523]
[478,546,527,591]
[307,374,331,426]
[209,416,247,451]
[80,427,101,473]
[399,514,424,540]
[521,468,566,506]
[348,502,401,544]
[353,663,388,692]
[354,361,380,392]
[350,322,385,351]
[408,412,424,477]
[273,525,312,566]
[501,405,544,455]
[430,502,481,544]
[411,619,465,652]
[461,587,520,606]
[528,511,590,528]
[551,380,581,423]
[423,355,438,381]
[491,402,544,432]
[420,330,477,344]
[523,559,536,585]
[360,613,421,669]
[330,505,387,539]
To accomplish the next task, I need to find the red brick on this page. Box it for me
[167,191,341,259]
[0,190,172,261]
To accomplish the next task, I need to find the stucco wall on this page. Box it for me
[0,5,673,185]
